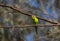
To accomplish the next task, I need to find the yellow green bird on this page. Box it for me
[32,15,38,34]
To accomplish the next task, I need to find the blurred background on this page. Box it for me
[0,0,60,41]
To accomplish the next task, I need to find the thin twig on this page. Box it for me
[0,4,58,24]
[0,24,60,28]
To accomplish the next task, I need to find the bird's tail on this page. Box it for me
[35,26,38,34]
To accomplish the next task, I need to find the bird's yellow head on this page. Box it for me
[32,15,36,19]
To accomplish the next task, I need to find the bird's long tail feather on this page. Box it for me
[35,26,38,34]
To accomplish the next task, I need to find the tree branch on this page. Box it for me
[0,4,58,24]
[0,24,60,28]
